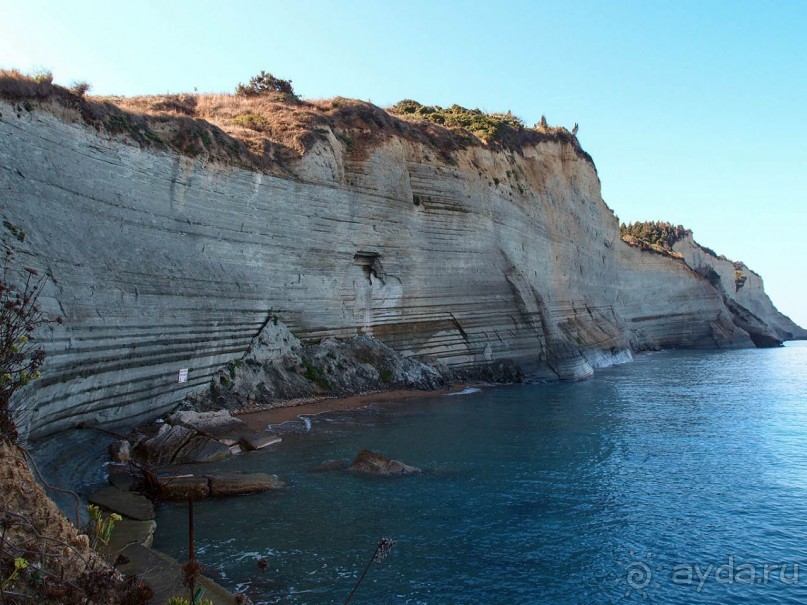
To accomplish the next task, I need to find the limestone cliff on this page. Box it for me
[0,88,802,441]
[672,235,804,344]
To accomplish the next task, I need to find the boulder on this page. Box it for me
[107,467,136,491]
[100,518,157,559]
[88,486,155,521]
[245,319,302,363]
[108,439,132,463]
[167,410,245,435]
[349,449,421,476]
[238,432,282,452]
[157,475,210,500]
[207,472,285,497]
[135,424,194,466]
[172,436,231,465]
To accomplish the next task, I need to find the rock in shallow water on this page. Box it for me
[134,424,194,466]
[173,435,232,465]
[208,472,286,496]
[158,475,210,500]
[167,409,245,435]
[88,486,155,521]
[100,518,157,559]
[350,449,422,475]
[108,439,132,463]
[238,432,282,451]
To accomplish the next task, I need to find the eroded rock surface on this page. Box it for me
[350,449,422,475]
[0,97,802,439]
[88,486,155,521]
[166,410,246,435]
[207,472,286,497]
[172,435,232,465]
[134,425,195,466]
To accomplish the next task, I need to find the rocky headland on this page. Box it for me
[0,71,803,446]
[0,70,804,605]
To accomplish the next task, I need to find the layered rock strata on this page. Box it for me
[0,98,803,440]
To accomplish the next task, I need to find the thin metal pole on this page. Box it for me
[343,551,376,605]
[188,495,195,560]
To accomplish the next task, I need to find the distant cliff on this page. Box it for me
[0,77,803,440]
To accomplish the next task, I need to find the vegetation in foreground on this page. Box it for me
[0,224,155,604]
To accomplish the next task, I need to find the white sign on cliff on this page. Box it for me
[178,368,188,383]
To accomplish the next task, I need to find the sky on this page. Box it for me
[1,0,805,327]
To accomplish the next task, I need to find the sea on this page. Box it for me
[152,342,807,604]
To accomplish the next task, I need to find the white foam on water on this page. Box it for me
[447,387,481,396]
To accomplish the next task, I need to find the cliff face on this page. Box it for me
[0,98,801,440]
[672,236,805,343]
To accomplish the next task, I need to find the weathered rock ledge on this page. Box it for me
[0,92,803,441]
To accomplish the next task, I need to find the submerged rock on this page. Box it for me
[208,472,286,497]
[107,466,137,491]
[134,424,194,466]
[350,449,422,475]
[238,432,282,451]
[131,422,234,466]
[172,435,231,465]
[100,518,157,559]
[157,475,210,500]
[167,409,245,435]
[150,471,287,501]
[88,486,155,521]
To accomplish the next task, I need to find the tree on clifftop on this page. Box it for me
[235,70,296,98]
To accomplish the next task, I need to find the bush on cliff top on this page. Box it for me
[0,68,593,169]
[619,221,689,260]
[389,100,533,146]
[620,221,689,250]
[235,70,297,99]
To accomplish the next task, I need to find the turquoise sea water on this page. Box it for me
[153,343,807,604]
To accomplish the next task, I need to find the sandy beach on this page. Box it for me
[233,384,480,432]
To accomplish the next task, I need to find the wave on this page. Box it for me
[447,387,481,396]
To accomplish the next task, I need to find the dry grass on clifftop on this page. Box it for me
[1,70,593,171]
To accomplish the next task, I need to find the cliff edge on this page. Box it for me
[0,73,802,440]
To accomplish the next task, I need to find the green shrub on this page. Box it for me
[734,266,748,290]
[87,504,121,549]
[3,221,25,242]
[337,133,355,152]
[225,359,242,380]
[301,358,329,389]
[620,221,689,251]
[379,367,393,383]
[233,112,270,132]
[236,70,296,98]
[388,100,525,144]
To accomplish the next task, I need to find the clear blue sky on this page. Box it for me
[2,0,805,327]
